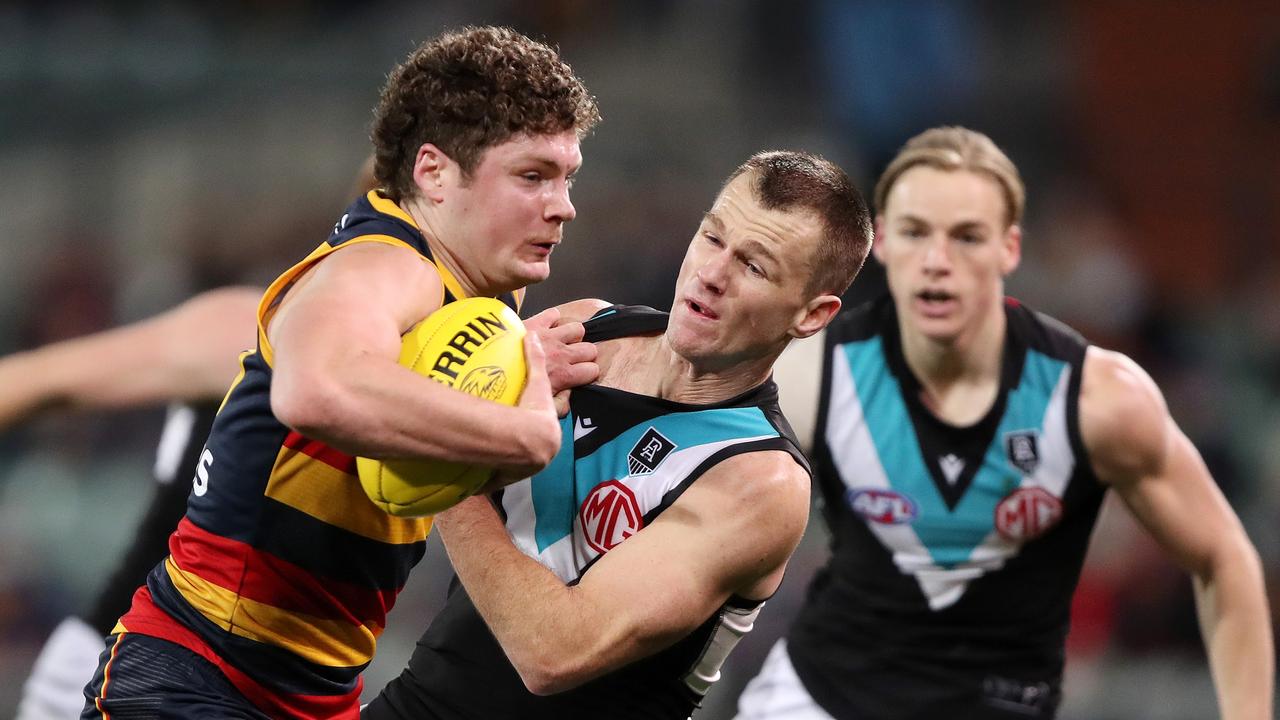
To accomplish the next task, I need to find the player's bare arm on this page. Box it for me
[1080,346,1273,720]
[0,286,260,431]
[268,241,560,474]
[435,449,810,695]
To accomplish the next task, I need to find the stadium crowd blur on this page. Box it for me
[1,2,1277,718]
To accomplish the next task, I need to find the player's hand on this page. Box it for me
[523,307,599,398]
[500,332,562,481]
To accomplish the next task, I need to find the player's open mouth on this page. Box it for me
[687,299,719,320]
[916,289,956,314]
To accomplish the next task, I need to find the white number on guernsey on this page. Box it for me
[193,448,213,496]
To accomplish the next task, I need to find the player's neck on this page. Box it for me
[900,301,1006,390]
[608,335,776,405]
[401,196,487,298]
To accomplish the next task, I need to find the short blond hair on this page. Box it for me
[874,127,1025,227]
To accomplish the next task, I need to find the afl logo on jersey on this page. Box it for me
[580,480,645,554]
[846,488,917,525]
[995,487,1063,541]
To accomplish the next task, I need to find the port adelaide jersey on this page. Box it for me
[378,305,809,720]
[788,296,1103,717]
[117,191,519,719]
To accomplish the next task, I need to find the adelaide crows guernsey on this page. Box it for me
[787,297,1102,719]
[116,191,520,719]
[366,305,808,720]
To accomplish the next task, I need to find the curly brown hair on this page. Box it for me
[371,26,600,201]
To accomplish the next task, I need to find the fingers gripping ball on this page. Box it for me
[357,297,526,517]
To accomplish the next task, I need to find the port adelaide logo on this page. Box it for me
[1005,430,1040,475]
[627,427,676,476]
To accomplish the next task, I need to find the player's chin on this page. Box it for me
[512,259,552,285]
[666,324,713,360]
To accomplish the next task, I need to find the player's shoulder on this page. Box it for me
[688,450,811,551]
[580,304,669,344]
[1004,297,1088,362]
[704,450,809,501]
[1080,346,1169,482]
[553,298,614,324]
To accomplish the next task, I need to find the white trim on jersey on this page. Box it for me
[152,403,198,486]
[826,347,1076,611]
[968,367,1076,567]
[502,433,780,584]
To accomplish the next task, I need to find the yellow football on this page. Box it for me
[357,296,526,517]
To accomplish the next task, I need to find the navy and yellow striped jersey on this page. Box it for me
[116,191,520,719]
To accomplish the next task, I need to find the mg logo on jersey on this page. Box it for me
[627,427,676,476]
[846,488,917,525]
[1005,430,1040,475]
[580,480,645,554]
[994,486,1063,541]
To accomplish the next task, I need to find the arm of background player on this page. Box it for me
[267,241,561,476]
[771,328,825,453]
[435,450,810,694]
[0,286,261,431]
[1081,347,1273,720]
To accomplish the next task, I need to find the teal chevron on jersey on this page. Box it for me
[528,405,779,552]
[842,337,956,560]
[945,350,1067,563]
[842,340,1067,568]
[531,414,578,552]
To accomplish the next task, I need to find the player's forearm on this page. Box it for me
[1194,543,1273,720]
[435,497,617,694]
[0,349,57,430]
[272,360,556,472]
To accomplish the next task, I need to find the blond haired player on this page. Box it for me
[736,126,1272,719]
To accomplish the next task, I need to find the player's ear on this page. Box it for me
[790,294,841,339]
[1001,224,1022,276]
[412,144,454,203]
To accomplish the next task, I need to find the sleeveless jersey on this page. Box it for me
[787,297,1103,719]
[116,191,520,719]
[367,305,808,720]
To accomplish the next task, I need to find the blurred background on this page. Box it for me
[1,1,1277,718]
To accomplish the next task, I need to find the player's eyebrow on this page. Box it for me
[740,237,780,265]
[520,155,581,176]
